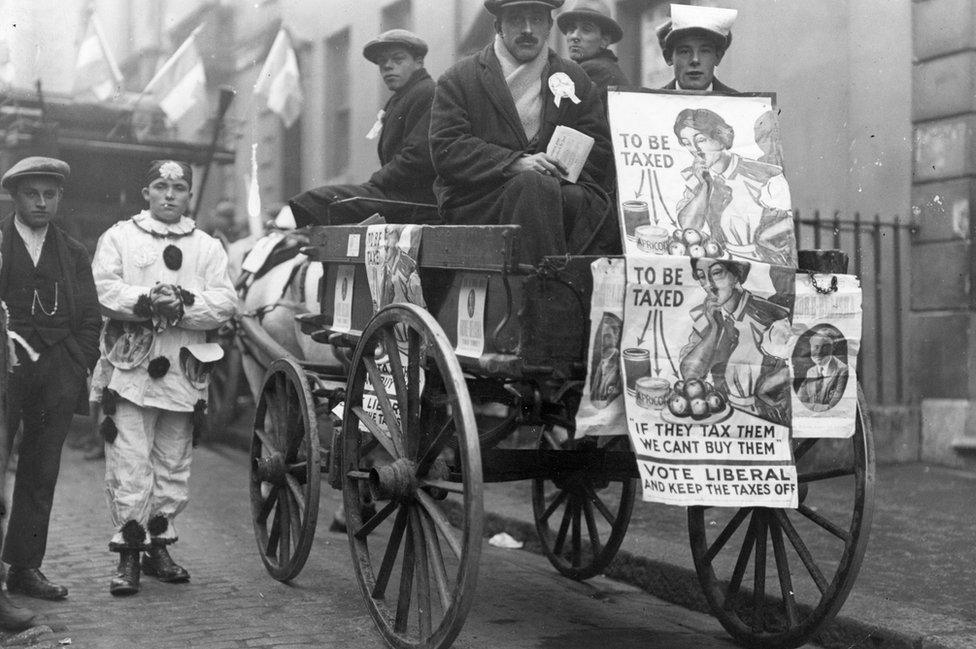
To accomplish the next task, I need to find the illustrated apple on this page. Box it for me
[687,244,706,258]
[672,228,684,242]
[672,380,685,396]
[668,394,691,417]
[706,391,727,413]
[689,397,710,419]
[704,240,722,257]
[668,241,686,256]
[685,378,706,399]
[683,228,702,246]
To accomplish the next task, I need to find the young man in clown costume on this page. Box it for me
[91,160,237,596]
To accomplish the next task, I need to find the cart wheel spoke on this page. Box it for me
[418,478,464,494]
[380,328,410,428]
[416,417,455,476]
[283,474,306,520]
[571,497,583,568]
[278,489,292,564]
[769,515,799,628]
[583,483,614,525]
[362,356,405,456]
[793,438,818,461]
[797,503,850,542]
[410,507,433,639]
[418,507,452,611]
[551,497,574,557]
[751,513,768,632]
[728,512,759,596]
[372,507,409,600]
[253,427,277,454]
[256,489,277,525]
[354,499,399,541]
[352,406,399,458]
[266,499,282,558]
[416,490,462,559]
[540,489,570,525]
[704,507,750,563]
[774,509,828,594]
[394,514,416,634]
[581,497,603,558]
[798,466,856,483]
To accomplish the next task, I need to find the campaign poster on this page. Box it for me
[621,253,798,507]
[790,273,862,438]
[607,90,797,267]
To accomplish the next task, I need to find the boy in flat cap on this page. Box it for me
[0,156,100,623]
[289,29,438,227]
[558,0,629,93]
[656,3,738,92]
[91,160,237,596]
[430,0,617,264]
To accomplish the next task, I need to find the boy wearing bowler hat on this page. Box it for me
[557,0,629,93]
[0,156,101,626]
[656,3,738,93]
[289,29,438,227]
[91,160,236,596]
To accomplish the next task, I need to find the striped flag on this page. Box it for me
[143,25,208,138]
[253,28,303,129]
[73,13,123,101]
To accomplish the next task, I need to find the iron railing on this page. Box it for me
[794,210,918,406]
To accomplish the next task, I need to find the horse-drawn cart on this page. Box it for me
[243,223,873,649]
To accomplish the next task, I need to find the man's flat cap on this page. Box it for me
[484,0,564,16]
[557,0,622,44]
[1,156,70,192]
[363,30,428,63]
[656,4,737,57]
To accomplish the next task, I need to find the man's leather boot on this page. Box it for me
[141,544,189,583]
[109,550,140,596]
[0,590,34,631]
[6,567,68,600]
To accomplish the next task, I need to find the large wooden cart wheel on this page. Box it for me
[341,303,483,649]
[249,357,322,581]
[687,386,875,649]
[532,433,637,580]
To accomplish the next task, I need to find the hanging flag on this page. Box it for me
[253,28,304,129]
[0,39,14,91]
[73,12,124,101]
[246,143,264,238]
[142,24,208,138]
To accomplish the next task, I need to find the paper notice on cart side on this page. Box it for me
[455,273,488,358]
[789,273,862,438]
[576,258,627,436]
[546,125,594,183]
[621,253,797,508]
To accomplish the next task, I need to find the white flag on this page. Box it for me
[73,13,124,101]
[142,25,208,137]
[253,28,304,129]
[246,143,264,238]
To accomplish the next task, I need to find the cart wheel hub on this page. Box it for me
[370,458,419,500]
[253,452,287,486]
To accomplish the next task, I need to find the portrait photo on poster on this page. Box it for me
[791,323,850,413]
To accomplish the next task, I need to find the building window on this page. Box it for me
[381,0,413,31]
[324,28,351,178]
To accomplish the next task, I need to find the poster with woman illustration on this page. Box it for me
[607,90,797,267]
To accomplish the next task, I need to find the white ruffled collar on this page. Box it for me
[132,210,196,238]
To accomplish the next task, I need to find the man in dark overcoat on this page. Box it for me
[656,4,738,93]
[0,157,101,612]
[289,29,439,227]
[557,0,629,93]
[429,0,618,264]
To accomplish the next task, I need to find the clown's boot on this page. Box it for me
[142,543,189,583]
[109,550,140,596]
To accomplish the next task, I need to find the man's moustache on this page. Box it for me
[516,38,538,45]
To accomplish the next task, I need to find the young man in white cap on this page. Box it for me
[430,0,617,264]
[91,160,237,596]
[656,3,738,93]
[557,0,629,93]
[290,29,438,227]
[0,156,101,628]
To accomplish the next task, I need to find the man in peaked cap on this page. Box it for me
[0,156,101,621]
[558,0,629,93]
[430,0,618,264]
[91,159,236,596]
[289,29,439,227]
[656,3,738,92]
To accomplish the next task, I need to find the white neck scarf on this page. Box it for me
[493,34,548,141]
